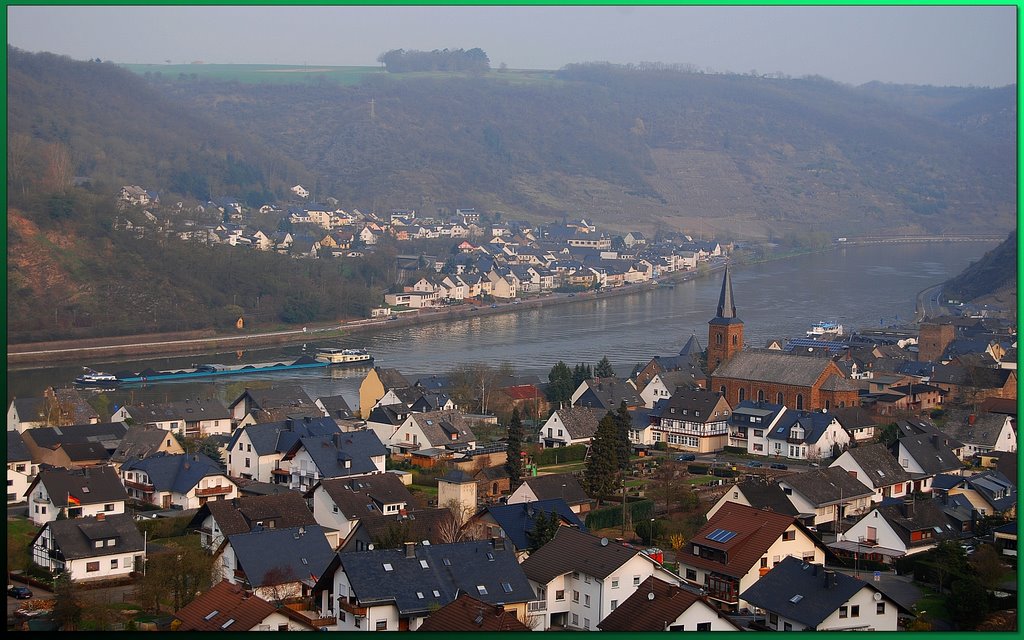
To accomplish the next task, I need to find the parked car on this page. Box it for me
[961,544,976,555]
[747,461,763,468]
[8,586,33,599]
[490,304,498,308]
[809,462,820,468]
[676,453,696,462]
[770,462,788,470]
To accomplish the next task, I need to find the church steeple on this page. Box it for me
[707,263,744,374]
[716,264,737,319]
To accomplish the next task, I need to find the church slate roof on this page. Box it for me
[711,351,843,387]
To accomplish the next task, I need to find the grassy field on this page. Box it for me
[7,517,39,571]
[120,63,562,86]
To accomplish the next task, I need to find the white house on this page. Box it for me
[829,443,914,503]
[538,407,603,448]
[598,576,741,631]
[25,465,129,526]
[120,452,237,510]
[291,184,310,199]
[30,513,146,583]
[763,410,850,462]
[306,472,415,543]
[7,431,36,504]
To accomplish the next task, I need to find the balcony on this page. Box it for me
[124,479,155,493]
[195,485,232,497]
[337,597,368,617]
[528,601,548,613]
[271,467,290,477]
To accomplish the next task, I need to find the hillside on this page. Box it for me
[942,231,1018,311]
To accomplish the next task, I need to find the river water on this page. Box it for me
[5,242,999,412]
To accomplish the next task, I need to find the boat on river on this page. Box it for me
[73,347,373,387]
[806,321,844,337]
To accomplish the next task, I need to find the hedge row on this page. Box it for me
[532,444,588,466]
[585,499,654,530]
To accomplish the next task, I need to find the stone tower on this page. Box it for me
[707,265,744,374]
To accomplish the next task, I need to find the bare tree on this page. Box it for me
[43,141,73,194]
[436,505,467,544]
[7,132,35,196]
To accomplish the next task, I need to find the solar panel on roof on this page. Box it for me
[707,528,737,543]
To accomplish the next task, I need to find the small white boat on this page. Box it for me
[806,321,843,337]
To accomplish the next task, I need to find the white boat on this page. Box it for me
[806,321,843,337]
[74,367,119,387]
[314,347,374,365]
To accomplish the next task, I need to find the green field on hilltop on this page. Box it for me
[122,63,562,86]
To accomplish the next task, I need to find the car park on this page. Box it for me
[676,453,696,461]
[8,586,33,599]
[770,462,788,470]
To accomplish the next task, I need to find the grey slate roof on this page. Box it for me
[551,406,604,440]
[11,397,45,423]
[188,492,317,537]
[410,411,477,448]
[23,421,128,453]
[779,468,874,507]
[7,430,31,462]
[519,474,589,505]
[574,378,642,411]
[375,367,412,390]
[111,425,176,464]
[316,395,353,419]
[941,410,1013,448]
[226,417,340,457]
[521,526,641,583]
[32,465,128,507]
[963,470,1016,512]
[733,478,800,516]
[651,388,727,424]
[347,509,459,551]
[227,524,335,588]
[289,430,387,478]
[482,498,588,550]
[874,498,959,548]
[39,513,145,560]
[121,452,227,494]
[120,397,230,423]
[892,433,963,475]
[766,411,840,446]
[711,350,848,387]
[315,472,415,518]
[331,540,534,615]
[839,443,911,487]
[739,557,904,628]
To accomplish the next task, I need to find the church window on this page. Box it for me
[757,390,765,402]
[732,335,738,346]
[738,388,745,403]
[716,333,723,345]
[777,392,784,404]
[795,394,804,410]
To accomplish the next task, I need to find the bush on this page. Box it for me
[532,444,588,466]
[585,499,654,530]
[653,441,668,451]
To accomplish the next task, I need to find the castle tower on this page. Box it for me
[707,265,744,374]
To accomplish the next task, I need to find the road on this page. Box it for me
[915,283,949,322]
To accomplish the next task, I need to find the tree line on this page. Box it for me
[377,48,490,73]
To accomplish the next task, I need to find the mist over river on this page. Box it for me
[6,242,998,412]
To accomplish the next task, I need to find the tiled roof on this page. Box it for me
[711,351,842,387]
[521,527,640,583]
[552,406,603,440]
[941,410,1012,447]
[291,430,387,478]
[410,411,477,448]
[599,576,733,631]
[779,468,874,506]
[893,434,963,475]
[316,472,414,518]
[575,378,642,410]
[111,425,176,463]
[651,388,728,424]
[418,593,531,632]
[520,473,589,505]
[7,430,31,462]
[838,443,911,487]
[22,422,127,452]
[482,499,587,550]
[685,502,803,579]
[732,478,800,515]
[42,513,144,560]
[227,417,340,457]
[191,492,317,537]
[174,579,278,631]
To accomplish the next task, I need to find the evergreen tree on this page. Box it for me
[505,407,525,488]
[595,355,615,378]
[547,361,574,405]
[572,363,593,388]
[614,400,632,470]
[584,412,620,505]
[526,508,561,552]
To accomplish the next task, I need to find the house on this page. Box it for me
[506,473,591,514]
[776,467,876,527]
[20,421,127,469]
[225,416,341,482]
[639,370,703,409]
[572,377,643,412]
[338,508,459,554]
[418,593,532,632]
[372,410,478,456]
[44,387,101,426]
[728,401,788,453]
[710,350,859,411]
[188,491,322,552]
[118,185,151,206]
[109,425,185,470]
[316,394,355,420]
[677,501,831,613]
[228,385,319,426]
[832,498,960,564]
[762,410,850,463]
[7,431,35,504]
[946,470,1017,518]
[307,472,416,543]
[7,397,47,433]
[30,512,146,582]
[291,184,310,199]
[358,367,412,419]
[831,406,880,443]
[464,498,588,556]
[940,410,1017,460]
[121,452,238,510]
[992,520,1017,557]
[173,579,319,631]
[111,398,231,438]
[705,478,800,521]
[25,465,129,526]
[312,539,535,631]
[829,442,914,503]
[739,557,909,631]
[648,388,732,453]
[538,406,604,448]
[216,524,336,602]
[279,430,388,492]
[597,576,741,631]
[890,432,964,493]
[520,527,683,630]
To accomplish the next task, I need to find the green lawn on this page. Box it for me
[685,475,716,485]
[7,517,39,572]
[914,586,950,622]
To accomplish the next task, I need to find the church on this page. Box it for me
[706,266,860,411]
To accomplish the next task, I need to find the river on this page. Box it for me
[5,242,999,412]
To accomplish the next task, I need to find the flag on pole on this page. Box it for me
[67,493,81,506]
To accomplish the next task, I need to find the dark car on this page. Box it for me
[8,586,33,599]
[490,304,498,308]
[676,453,696,462]
[567,293,576,297]
[770,462,789,470]
[747,461,763,468]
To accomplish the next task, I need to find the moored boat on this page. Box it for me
[806,321,843,337]
[73,368,119,387]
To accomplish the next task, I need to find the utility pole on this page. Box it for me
[369,98,376,121]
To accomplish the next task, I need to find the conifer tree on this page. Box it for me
[584,412,620,505]
[614,400,632,470]
[505,407,525,488]
[547,361,574,404]
[595,355,615,378]
[526,508,561,551]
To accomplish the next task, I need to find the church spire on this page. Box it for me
[716,264,737,319]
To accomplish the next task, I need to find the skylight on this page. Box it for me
[383,563,393,572]
[417,592,424,599]
[706,528,737,543]
[221,619,235,629]
[790,594,803,604]
[502,583,513,593]
[433,590,441,597]
[486,552,494,561]
[876,470,885,477]
[204,610,220,620]
[443,558,451,566]
[420,560,429,569]
[477,585,488,595]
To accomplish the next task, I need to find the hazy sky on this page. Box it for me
[6,5,1017,87]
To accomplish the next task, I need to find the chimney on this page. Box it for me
[286,417,295,429]
[96,512,105,522]
[968,414,976,426]
[823,569,834,588]
[404,541,416,559]
[930,434,938,447]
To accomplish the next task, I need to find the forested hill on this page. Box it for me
[942,231,1018,310]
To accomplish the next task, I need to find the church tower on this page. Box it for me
[707,265,744,374]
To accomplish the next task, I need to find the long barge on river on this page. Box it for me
[74,347,372,387]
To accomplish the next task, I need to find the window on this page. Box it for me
[246,444,252,452]
[477,585,488,595]
[633,575,641,586]
[584,594,590,607]
[697,623,711,631]
[110,559,118,569]
[768,613,778,626]
[584,618,590,629]
[782,530,796,541]
[571,614,579,626]
[783,622,792,631]
[876,602,886,615]
[777,392,785,405]
[611,578,619,589]
[839,606,848,619]
[244,457,251,468]
[555,590,565,601]
[753,429,763,437]
[572,571,580,580]
[685,568,697,581]
[572,590,579,603]
[95,541,103,549]
[795,394,804,411]
[86,562,100,572]
[375,620,387,631]
[610,600,618,610]
[558,429,563,437]
[584,575,591,584]
[502,582,513,593]
[760,557,768,568]
[851,605,860,618]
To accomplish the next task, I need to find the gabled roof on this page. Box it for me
[288,430,387,478]
[519,473,589,505]
[599,576,736,631]
[941,410,1014,447]
[409,411,477,448]
[739,557,908,628]
[316,394,353,418]
[174,579,309,632]
[892,433,963,475]
[575,378,642,410]
[418,593,531,632]
[521,527,641,583]
[837,443,911,487]
[481,499,587,550]
[551,406,604,440]
[121,452,228,494]
[830,406,878,430]
[366,403,408,426]
[111,425,177,464]
[227,525,335,589]
[22,421,127,452]
[39,513,144,560]
[766,410,841,445]
[188,492,317,537]
[731,478,800,516]
[779,468,874,507]
[711,350,851,387]
[962,470,1017,512]
[234,385,315,412]
[651,388,728,424]
[10,397,45,422]
[686,502,810,579]
[31,465,128,506]
[874,499,959,547]
[374,367,411,390]
[313,472,415,518]
[352,508,458,548]
[120,397,230,423]
[7,430,31,462]
[227,417,340,456]
[331,540,534,615]
[893,417,944,439]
